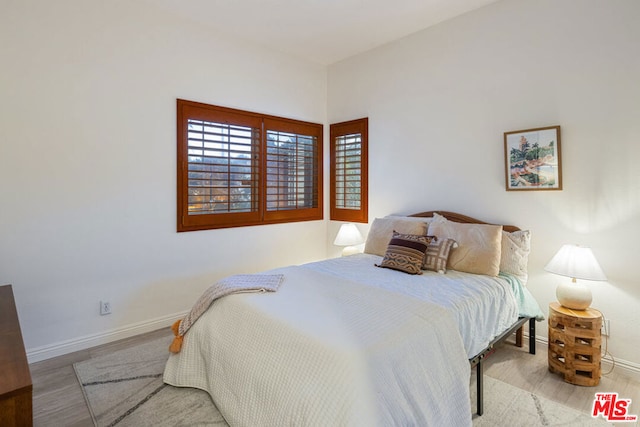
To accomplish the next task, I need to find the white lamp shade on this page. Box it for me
[333,223,364,247]
[544,244,607,281]
[545,244,606,310]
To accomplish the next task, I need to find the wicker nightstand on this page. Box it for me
[548,302,602,386]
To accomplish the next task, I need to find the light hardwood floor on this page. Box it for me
[476,339,640,417]
[30,328,640,426]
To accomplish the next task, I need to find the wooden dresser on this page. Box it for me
[0,285,33,426]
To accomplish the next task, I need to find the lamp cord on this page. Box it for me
[591,308,616,375]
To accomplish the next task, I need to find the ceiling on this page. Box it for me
[146,0,499,65]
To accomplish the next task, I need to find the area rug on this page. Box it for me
[75,336,610,426]
[74,337,225,426]
[470,376,610,426]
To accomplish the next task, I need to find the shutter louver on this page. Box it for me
[334,133,362,210]
[186,119,260,215]
[266,130,319,211]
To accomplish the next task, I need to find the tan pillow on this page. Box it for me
[364,217,428,256]
[384,215,432,227]
[427,213,502,276]
[500,230,531,285]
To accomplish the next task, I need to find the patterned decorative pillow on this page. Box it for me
[423,237,458,274]
[375,232,432,275]
[499,230,531,285]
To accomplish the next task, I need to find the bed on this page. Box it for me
[163,211,543,426]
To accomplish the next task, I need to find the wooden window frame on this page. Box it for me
[330,118,368,223]
[177,99,323,232]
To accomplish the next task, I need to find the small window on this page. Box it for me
[178,100,323,231]
[330,118,368,223]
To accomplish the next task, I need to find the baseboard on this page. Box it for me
[528,334,640,383]
[26,310,188,364]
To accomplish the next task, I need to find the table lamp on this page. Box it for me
[544,244,607,310]
[334,223,364,256]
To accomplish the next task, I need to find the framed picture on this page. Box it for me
[504,125,562,191]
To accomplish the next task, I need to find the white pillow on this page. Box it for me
[427,213,502,276]
[500,230,531,285]
[364,217,428,256]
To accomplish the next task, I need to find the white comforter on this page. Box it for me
[304,254,520,358]
[164,254,521,426]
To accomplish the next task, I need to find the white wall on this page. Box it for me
[3,0,639,372]
[329,0,640,369]
[0,0,328,360]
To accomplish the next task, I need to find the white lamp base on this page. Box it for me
[341,246,359,256]
[556,281,592,310]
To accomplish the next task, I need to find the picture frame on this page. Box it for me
[504,125,562,191]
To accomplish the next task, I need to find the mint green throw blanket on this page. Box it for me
[499,272,545,321]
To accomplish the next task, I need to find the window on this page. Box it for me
[330,118,368,223]
[177,100,322,231]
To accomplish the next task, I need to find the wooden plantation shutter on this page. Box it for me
[264,118,322,223]
[177,100,322,231]
[185,120,260,214]
[330,118,368,223]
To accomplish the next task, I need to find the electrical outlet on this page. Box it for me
[601,319,610,337]
[100,301,112,315]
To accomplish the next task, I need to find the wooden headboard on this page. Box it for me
[409,211,520,233]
